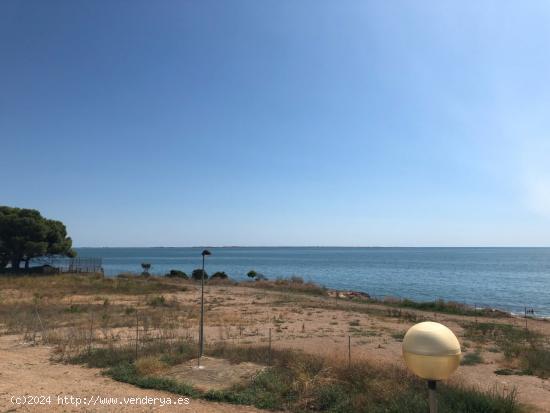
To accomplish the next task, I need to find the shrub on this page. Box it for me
[519,347,550,378]
[159,342,196,366]
[135,356,166,376]
[211,271,229,280]
[386,299,509,318]
[439,385,519,413]
[165,269,188,279]
[247,270,257,279]
[391,331,406,341]
[191,269,208,281]
[65,304,85,313]
[147,295,167,307]
[70,347,136,368]
[243,278,326,296]
[141,263,151,276]
[461,351,484,366]
[394,299,481,316]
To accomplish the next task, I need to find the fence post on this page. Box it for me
[88,311,94,354]
[268,328,272,366]
[135,310,139,359]
[35,307,45,343]
[348,335,351,368]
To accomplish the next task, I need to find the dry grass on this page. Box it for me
[0,273,185,301]
[462,321,550,378]
[241,278,328,296]
[378,298,509,318]
[0,276,200,363]
[135,355,167,375]
[0,273,548,410]
[72,341,524,413]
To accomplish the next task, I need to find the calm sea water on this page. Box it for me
[74,247,550,317]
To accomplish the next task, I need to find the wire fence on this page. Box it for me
[12,296,546,371]
[31,257,103,274]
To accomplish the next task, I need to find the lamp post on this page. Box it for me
[198,249,211,367]
[402,322,461,413]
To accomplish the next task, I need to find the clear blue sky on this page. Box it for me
[2,1,550,247]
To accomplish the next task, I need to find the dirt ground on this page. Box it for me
[165,357,265,391]
[197,285,550,412]
[0,334,265,413]
[1,283,550,412]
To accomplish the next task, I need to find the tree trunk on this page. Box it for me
[11,256,21,270]
[24,259,30,270]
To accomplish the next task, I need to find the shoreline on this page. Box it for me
[27,247,550,319]
[4,267,550,319]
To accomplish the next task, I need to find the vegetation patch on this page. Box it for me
[211,271,229,280]
[147,295,167,307]
[165,270,188,279]
[519,347,550,379]
[64,304,86,313]
[391,331,405,342]
[107,362,199,397]
[0,274,182,297]
[69,341,524,413]
[461,351,484,366]
[241,278,327,296]
[386,308,423,322]
[380,298,496,317]
[191,269,208,281]
[495,369,525,376]
[462,321,550,378]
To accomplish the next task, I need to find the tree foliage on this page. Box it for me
[0,206,76,270]
[165,269,188,279]
[191,268,208,281]
[211,271,228,280]
[141,262,152,276]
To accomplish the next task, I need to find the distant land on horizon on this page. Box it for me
[74,245,550,249]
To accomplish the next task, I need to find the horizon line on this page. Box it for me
[73,245,550,249]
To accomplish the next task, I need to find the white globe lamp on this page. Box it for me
[402,321,461,413]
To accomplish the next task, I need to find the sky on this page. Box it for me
[1,1,550,247]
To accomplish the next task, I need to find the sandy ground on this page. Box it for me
[198,285,550,412]
[1,283,550,412]
[0,335,264,413]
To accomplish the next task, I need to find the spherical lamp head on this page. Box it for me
[402,321,461,380]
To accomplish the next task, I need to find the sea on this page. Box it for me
[73,247,550,317]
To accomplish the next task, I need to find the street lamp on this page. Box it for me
[402,322,461,413]
[198,249,211,367]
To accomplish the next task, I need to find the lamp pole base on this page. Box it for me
[428,380,437,413]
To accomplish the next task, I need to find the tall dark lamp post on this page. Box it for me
[198,249,211,366]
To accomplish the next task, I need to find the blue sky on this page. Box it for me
[2,1,550,247]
